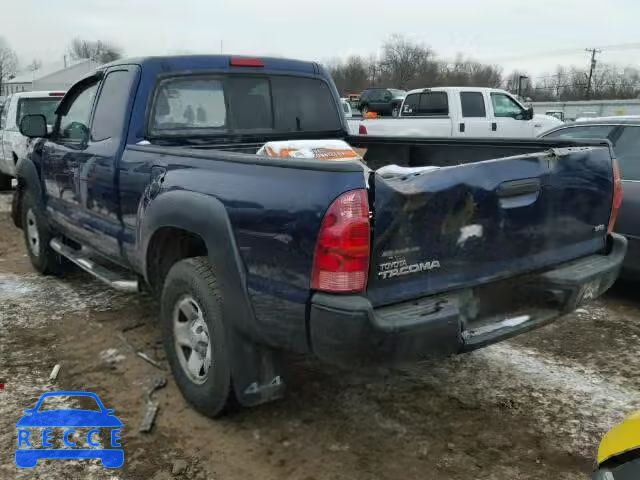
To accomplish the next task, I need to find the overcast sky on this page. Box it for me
[4,0,640,79]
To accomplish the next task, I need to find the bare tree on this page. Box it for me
[328,55,370,95]
[439,56,502,88]
[379,34,435,89]
[0,37,19,95]
[68,37,123,64]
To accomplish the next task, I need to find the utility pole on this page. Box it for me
[585,48,601,99]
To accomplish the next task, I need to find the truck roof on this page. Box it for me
[404,86,511,96]
[100,54,318,75]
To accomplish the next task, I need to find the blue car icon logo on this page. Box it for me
[15,391,123,468]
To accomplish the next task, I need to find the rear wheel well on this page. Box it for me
[146,227,208,295]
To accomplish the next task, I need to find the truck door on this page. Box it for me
[457,91,490,137]
[489,92,533,138]
[42,67,139,262]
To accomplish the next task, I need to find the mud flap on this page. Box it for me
[227,329,286,407]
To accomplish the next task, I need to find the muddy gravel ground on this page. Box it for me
[1,191,638,480]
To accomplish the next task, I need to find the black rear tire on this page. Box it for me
[161,257,235,418]
[21,191,65,275]
[0,172,12,191]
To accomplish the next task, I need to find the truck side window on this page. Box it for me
[491,93,524,119]
[460,92,486,118]
[613,126,640,181]
[91,69,138,142]
[402,92,448,116]
[58,83,99,142]
[419,92,448,116]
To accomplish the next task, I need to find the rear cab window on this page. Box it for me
[149,75,341,136]
[402,91,448,116]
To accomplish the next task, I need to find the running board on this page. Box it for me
[50,238,138,293]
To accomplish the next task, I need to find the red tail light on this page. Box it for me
[311,189,370,293]
[608,158,623,233]
[229,57,264,67]
[358,124,368,135]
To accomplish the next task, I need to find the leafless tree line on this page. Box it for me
[328,35,640,101]
[0,36,122,95]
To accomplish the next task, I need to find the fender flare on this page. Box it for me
[12,157,44,228]
[140,190,285,406]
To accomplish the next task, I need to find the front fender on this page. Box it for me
[13,156,45,228]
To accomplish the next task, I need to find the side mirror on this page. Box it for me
[104,409,115,414]
[23,408,35,414]
[524,106,534,120]
[19,115,48,138]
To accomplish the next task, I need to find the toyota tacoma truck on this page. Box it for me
[13,55,626,417]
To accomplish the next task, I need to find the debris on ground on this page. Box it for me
[172,459,188,475]
[99,348,126,365]
[49,364,61,382]
[139,377,167,433]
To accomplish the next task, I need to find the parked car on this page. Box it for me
[357,87,406,117]
[541,117,639,279]
[14,54,625,418]
[0,91,65,189]
[357,87,563,138]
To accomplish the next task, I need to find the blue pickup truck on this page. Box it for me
[13,55,626,417]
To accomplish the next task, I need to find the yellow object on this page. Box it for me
[598,411,640,465]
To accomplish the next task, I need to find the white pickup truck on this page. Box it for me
[0,91,65,189]
[356,87,562,138]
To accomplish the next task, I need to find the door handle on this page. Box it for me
[491,122,497,131]
[497,178,541,197]
[459,122,465,133]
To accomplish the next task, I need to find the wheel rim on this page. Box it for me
[26,209,40,257]
[392,107,399,117]
[173,295,212,385]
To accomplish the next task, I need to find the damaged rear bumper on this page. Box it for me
[309,233,627,367]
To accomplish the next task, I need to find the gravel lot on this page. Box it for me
[1,191,638,480]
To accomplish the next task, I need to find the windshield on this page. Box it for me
[389,89,406,97]
[150,75,342,136]
[37,395,101,412]
[17,97,61,126]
